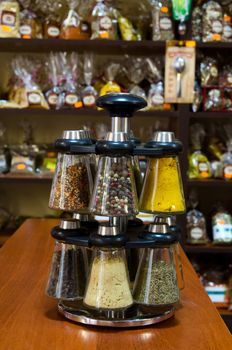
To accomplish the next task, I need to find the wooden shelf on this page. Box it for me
[0,174,52,182]
[197,42,232,50]
[189,112,232,119]
[184,243,232,254]
[0,38,166,55]
[0,108,178,118]
[188,179,232,187]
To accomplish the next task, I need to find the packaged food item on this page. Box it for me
[45,53,61,109]
[0,123,11,174]
[150,0,174,41]
[118,13,137,40]
[191,6,203,41]
[10,144,35,174]
[212,205,232,244]
[188,124,212,179]
[0,0,20,38]
[147,82,165,110]
[10,56,49,110]
[34,0,62,38]
[60,0,90,39]
[221,140,232,180]
[204,88,222,111]
[44,18,60,38]
[126,57,146,103]
[202,268,229,306]
[19,9,37,39]
[192,81,202,112]
[222,14,232,41]
[57,52,82,109]
[202,0,223,42]
[99,63,121,97]
[91,0,117,40]
[186,190,209,244]
[200,57,219,86]
[81,53,98,108]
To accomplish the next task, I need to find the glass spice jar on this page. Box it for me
[84,247,133,310]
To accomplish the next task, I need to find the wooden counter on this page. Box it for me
[0,219,231,350]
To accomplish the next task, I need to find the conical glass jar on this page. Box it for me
[49,153,93,212]
[139,156,185,214]
[90,155,139,216]
[83,247,133,310]
[46,241,88,300]
[133,246,179,311]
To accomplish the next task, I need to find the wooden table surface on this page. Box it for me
[0,219,231,350]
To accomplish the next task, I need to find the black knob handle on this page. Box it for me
[96,93,147,118]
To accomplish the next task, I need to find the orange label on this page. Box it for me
[163,103,171,110]
[224,15,231,22]
[224,173,232,179]
[212,34,221,41]
[22,35,30,39]
[74,101,83,109]
[100,31,109,39]
[16,164,26,170]
[200,172,209,178]
[217,219,225,225]
[161,6,168,13]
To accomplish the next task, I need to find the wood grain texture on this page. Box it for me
[0,219,231,350]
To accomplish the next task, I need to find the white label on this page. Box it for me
[48,94,58,106]
[81,23,89,32]
[28,92,41,105]
[199,162,208,172]
[65,94,78,105]
[100,16,112,30]
[208,10,221,20]
[212,20,223,34]
[47,26,60,37]
[151,94,164,105]
[213,224,232,242]
[223,25,232,38]
[190,227,204,240]
[1,11,15,26]
[160,17,172,30]
[205,286,227,303]
[20,24,32,35]
[83,95,95,106]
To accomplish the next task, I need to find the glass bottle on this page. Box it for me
[49,130,93,213]
[133,245,179,312]
[46,242,88,300]
[83,247,133,310]
[90,155,139,216]
[139,156,185,214]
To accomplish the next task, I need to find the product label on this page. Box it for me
[11,156,34,173]
[83,94,96,107]
[160,17,172,30]
[198,162,209,177]
[1,11,16,27]
[20,24,32,36]
[47,26,60,37]
[100,16,112,30]
[81,22,89,33]
[47,93,58,106]
[212,224,232,242]
[205,286,228,303]
[65,93,78,105]
[212,20,223,34]
[190,227,204,240]
[224,165,232,179]
[151,94,164,105]
[28,92,41,105]
[223,25,232,38]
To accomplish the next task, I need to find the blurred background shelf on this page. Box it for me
[187,180,232,187]
[184,244,232,254]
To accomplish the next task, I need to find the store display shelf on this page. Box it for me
[184,243,232,254]
[0,108,178,118]
[188,179,232,186]
[0,174,52,182]
[218,308,232,316]
[189,112,232,119]
[197,42,232,50]
[0,38,166,54]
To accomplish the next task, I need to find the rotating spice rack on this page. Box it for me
[0,38,232,329]
[46,93,185,327]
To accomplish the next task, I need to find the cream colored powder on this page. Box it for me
[84,256,133,309]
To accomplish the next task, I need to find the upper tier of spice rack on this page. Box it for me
[0,38,232,54]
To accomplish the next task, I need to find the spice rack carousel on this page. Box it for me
[45,93,185,327]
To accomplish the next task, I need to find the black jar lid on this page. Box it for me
[54,129,95,153]
[144,131,182,156]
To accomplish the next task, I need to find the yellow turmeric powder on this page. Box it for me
[139,157,185,213]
